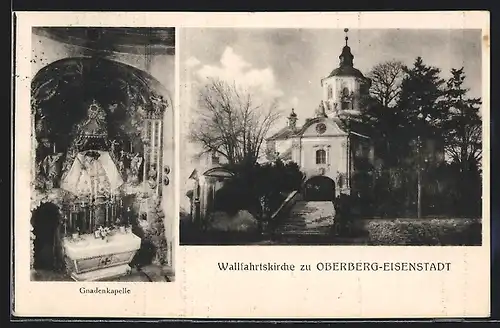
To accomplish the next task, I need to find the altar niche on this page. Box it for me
[31,202,62,271]
[30,57,172,281]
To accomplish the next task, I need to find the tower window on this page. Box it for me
[316,149,327,165]
[327,86,333,99]
[341,87,351,110]
[211,150,219,164]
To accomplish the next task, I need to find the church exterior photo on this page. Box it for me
[179,27,481,247]
[266,31,374,201]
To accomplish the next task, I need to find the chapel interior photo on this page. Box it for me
[29,27,176,282]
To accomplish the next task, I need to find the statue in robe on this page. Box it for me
[41,153,63,189]
[110,140,119,157]
[147,165,158,190]
[315,101,327,118]
[150,94,167,118]
[60,100,124,197]
[129,153,143,185]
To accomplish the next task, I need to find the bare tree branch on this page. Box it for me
[189,78,282,166]
[367,60,404,108]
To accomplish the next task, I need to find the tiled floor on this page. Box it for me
[32,265,174,282]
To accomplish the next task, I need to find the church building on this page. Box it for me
[266,29,375,201]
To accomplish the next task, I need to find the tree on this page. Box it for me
[189,78,282,166]
[441,67,482,172]
[396,57,446,218]
[213,159,304,229]
[350,60,405,168]
[439,68,482,217]
[397,57,446,156]
[367,60,405,108]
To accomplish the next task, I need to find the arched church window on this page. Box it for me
[327,86,333,99]
[316,149,327,165]
[341,87,351,110]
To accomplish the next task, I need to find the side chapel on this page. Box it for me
[266,29,375,201]
[29,28,175,281]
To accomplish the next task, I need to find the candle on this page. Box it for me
[53,142,56,153]
[111,198,114,225]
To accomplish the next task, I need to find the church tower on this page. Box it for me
[320,28,371,118]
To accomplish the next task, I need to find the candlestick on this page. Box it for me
[111,198,115,226]
[156,121,162,195]
[151,121,155,188]
[126,207,131,226]
[104,200,108,227]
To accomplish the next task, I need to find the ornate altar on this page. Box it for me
[54,100,142,281]
[30,56,173,281]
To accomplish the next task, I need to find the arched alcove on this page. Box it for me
[31,57,171,181]
[31,202,62,271]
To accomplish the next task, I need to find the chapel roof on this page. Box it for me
[266,126,296,141]
[278,147,293,161]
[324,29,367,80]
[266,115,370,141]
[326,65,366,79]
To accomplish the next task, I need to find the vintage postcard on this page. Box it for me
[13,11,490,318]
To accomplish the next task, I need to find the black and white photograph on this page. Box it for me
[29,27,176,281]
[179,28,483,246]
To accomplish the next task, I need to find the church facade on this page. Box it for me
[266,30,375,201]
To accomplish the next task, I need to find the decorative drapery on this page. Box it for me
[61,151,123,196]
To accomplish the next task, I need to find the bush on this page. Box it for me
[364,218,481,245]
[215,159,305,223]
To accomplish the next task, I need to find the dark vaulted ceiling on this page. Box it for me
[32,27,175,56]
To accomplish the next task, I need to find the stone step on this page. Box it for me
[272,198,337,238]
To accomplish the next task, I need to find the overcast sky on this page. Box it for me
[180,28,482,127]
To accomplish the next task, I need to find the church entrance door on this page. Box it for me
[304,176,336,201]
[32,203,60,271]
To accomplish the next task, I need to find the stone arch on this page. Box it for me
[31,56,173,115]
[202,167,235,214]
[31,58,171,153]
[303,175,336,201]
[30,56,174,193]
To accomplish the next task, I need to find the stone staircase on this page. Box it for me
[275,200,336,235]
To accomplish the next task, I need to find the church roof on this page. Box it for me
[266,115,370,141]
[266,126,296,141]
[278,147,293,161]
[326,65,366,79]
[324,30,367,80]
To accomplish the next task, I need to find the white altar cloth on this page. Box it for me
[63,231,141,260]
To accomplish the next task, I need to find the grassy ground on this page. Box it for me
[358,217,482,246]
[181,216,482,246]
